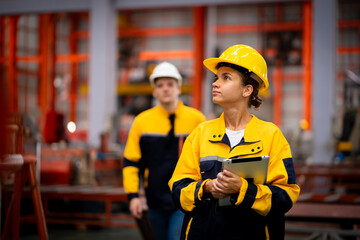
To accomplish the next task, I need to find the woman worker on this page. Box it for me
[168,44,300,240]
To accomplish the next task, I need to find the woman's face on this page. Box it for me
[212,66,250,106]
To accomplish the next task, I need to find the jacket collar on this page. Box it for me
[155,101,184,117]
[208,113,262,144]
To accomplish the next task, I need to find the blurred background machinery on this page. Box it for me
[0,0,360,239]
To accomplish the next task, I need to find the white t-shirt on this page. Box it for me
[226,128,245,148]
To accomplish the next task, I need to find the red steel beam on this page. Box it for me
[337,47,360,54]
[37,15,45,115]
[0,17,6,86]
[138,50,193,60]
[69,14,78,123]
[73,30,88,39]
[118,27,192,37]
[0,17,5,60]
[302,1,312,130]
[338,20,360,28]
[56,53,89,62]
[49,16,56,112]
[192,6,205,110]
[276,3,283,23]
[16,56,41,62]
[215,22,302,34]
[38,15,49,124]
[38,14,56,137]
[273,60,283,127]
[8,16,19,113]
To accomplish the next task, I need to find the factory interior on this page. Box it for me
[0,0,360,239]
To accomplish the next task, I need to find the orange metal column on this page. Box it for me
[0,17,8,156]
[302,1,312,129]
[0,17,5,62]
[193,6,205,110]
[38,15,49,126]
[69,14,78,123]
[273,60,283,127]
[38,14,56,137]
[275,4,283,127]
[8,16,19,113]
[49,15,56,112]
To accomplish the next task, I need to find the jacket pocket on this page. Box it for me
[230,141,263,157]
[200,160,221,180]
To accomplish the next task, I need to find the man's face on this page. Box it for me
[153,77,181,105]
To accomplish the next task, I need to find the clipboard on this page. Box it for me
[217,155,269,206]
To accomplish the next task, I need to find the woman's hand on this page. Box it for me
[214,170,242,195]
[204,179,228,199]
[204,170,242,199]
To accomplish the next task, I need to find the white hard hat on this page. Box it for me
[149,61,182,86]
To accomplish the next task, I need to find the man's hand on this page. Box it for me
[129,197,143,219]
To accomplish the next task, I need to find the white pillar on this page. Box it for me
[88,0,117,147]
[203,6,217,118]
[312,0,337,164]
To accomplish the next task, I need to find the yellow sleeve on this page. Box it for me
[122,117,142,197]
[235,128,300,216]
[169,128,206,212]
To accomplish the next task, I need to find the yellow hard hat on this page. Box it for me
[203,44,269,90]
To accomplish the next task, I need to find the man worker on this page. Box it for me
[122,61,206,240]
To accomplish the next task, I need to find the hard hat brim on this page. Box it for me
[203,58,225,74]
[203,57,269,90]
[149,75,182,87]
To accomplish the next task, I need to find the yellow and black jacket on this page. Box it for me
[123,101,206,211]
[169,114,300,240]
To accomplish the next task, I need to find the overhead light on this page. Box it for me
[67,121,76,133]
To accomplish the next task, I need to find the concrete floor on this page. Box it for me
[19,224,306,240]
[20,225,143,240]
